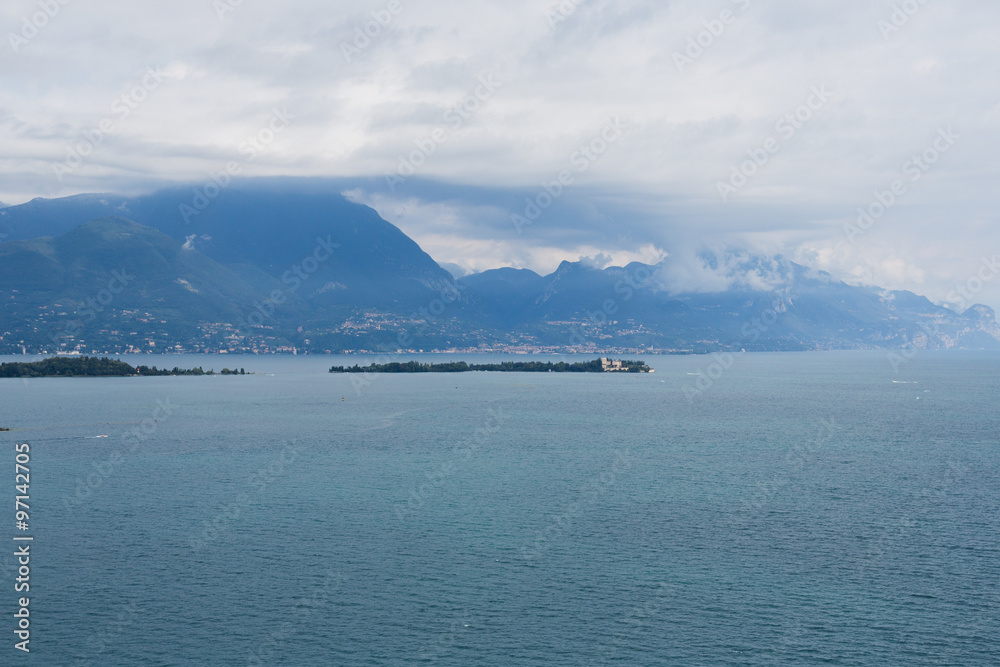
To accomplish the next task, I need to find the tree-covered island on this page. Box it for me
[0,356,248,378]
[329,358,653,373]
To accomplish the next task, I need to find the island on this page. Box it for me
[329,357,653,374]
[0,356,248,378]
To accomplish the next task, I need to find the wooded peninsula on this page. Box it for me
[0,356,247,378]
[329,358,653,373]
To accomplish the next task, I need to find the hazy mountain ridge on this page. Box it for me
[0,187,997,354]
[0,217,282,352]
[0,187,457,307]
[457,255,1000,352]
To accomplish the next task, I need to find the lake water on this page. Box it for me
[1,351,998,665]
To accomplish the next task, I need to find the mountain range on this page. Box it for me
[1,184,997,355]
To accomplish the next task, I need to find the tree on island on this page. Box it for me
[0,357,253,378]
[328,358,652,374]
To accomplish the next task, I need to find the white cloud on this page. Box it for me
[1,0,999,308]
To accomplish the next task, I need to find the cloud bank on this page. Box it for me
[1,0,998,309]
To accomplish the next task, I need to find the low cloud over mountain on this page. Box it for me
[1,185,996,355]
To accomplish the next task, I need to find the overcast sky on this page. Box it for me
[2,0,999,310]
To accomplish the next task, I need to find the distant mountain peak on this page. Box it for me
[963,303,998,322]
[438,262,470,279]
[2,186,998,354]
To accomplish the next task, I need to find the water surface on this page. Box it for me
[1,351,998,665]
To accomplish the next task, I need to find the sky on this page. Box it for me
[2,0,999,311]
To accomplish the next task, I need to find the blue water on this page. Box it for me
[1,351,998,665]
